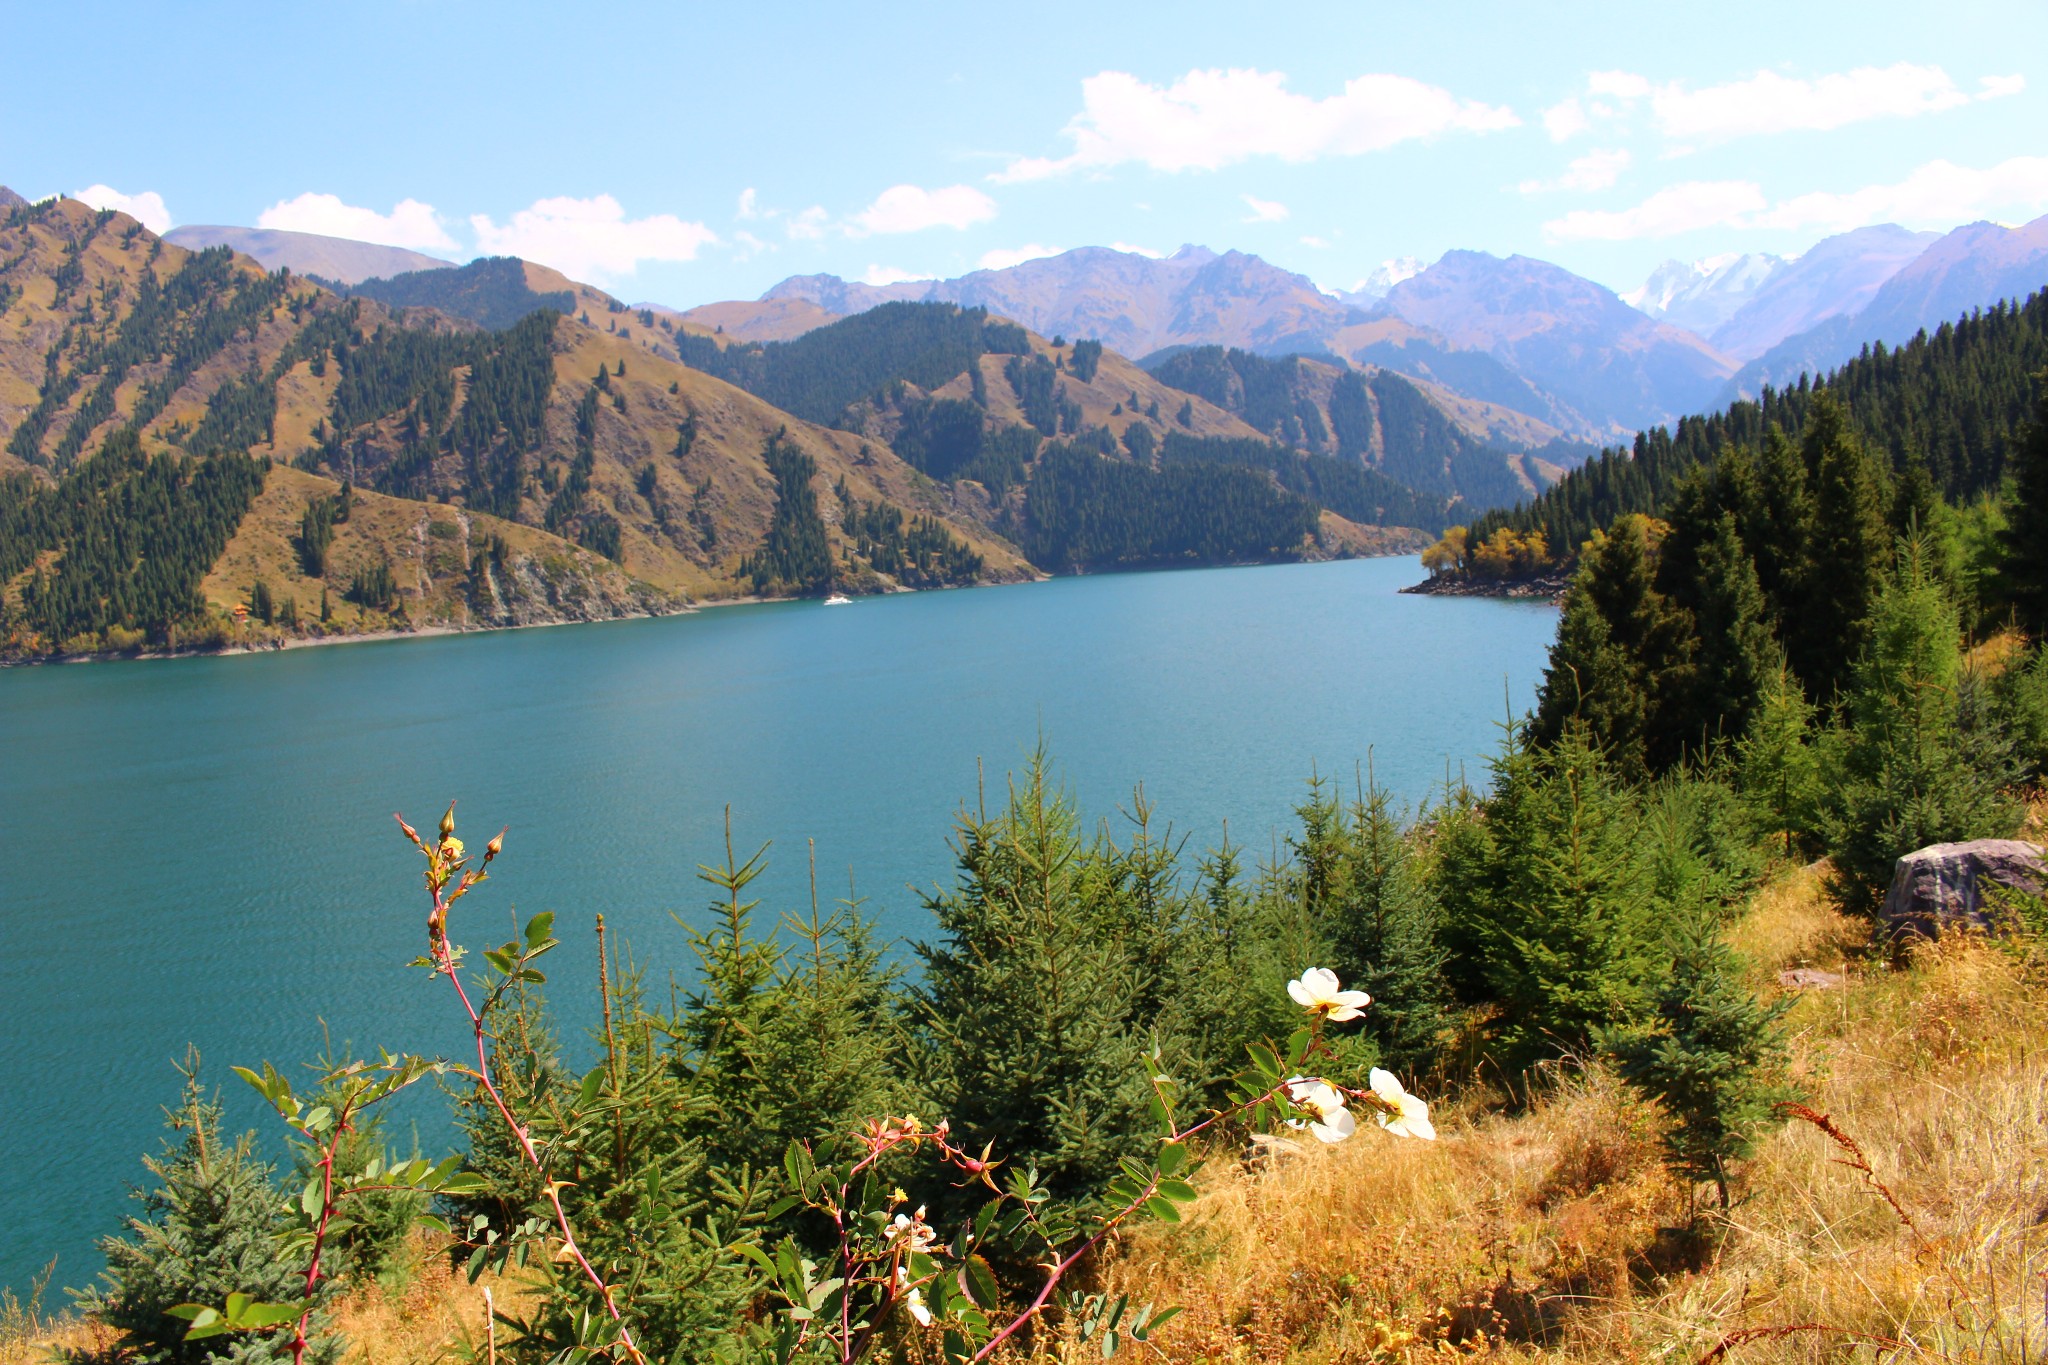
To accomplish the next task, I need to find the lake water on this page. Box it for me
[0,556,1556,1294]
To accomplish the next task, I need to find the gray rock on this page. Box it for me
[1777,968,1846,990]
[1880,839,2046,936]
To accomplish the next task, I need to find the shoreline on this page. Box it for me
[4,550,1437,669]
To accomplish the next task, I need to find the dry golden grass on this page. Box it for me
[1030,867,2048,1364]
[0,1242,519,1365]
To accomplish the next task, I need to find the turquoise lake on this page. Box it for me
[0,555,1556,1293]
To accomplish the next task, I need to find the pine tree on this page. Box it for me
[1794,392,1891,701]
[1820,540,2023,914]
[1325,769,1449,1073]
[1999,376,2048,638]
[79,1061,335,1365]
[1608,910,1793,1211]
[1737,655,1822,858]
[914,749,1153,1200]
[1532,514,1691,778]
[1439,726,1661,1075]
[1680,514,1774,754]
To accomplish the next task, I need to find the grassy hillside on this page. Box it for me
[1073,855,2048,1362]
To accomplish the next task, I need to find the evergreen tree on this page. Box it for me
[1999,376,2048,638]
[1531,515,1691,778]
[1324,770,1450,1073]
[739,433,832,596]
[1607,910,1793,1210]
[914,750,1153,1200]
[1819,541,2023,914]
[1793,392,1891,700]
[1436,727,1661,1075]
[1679,514,1774,752]
[1737,656,1823,858]
[79,1063,335,1365]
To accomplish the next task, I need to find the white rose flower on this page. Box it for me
[1283,1076,1357,1143]
[1286,967,1371,1022]
[1369,1067,1437,1140]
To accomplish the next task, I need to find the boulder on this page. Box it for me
[1880,839,2046,936]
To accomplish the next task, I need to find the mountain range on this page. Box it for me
[4,190,1541,659]
[133,204,2048,455]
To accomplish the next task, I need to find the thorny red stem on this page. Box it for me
[407,816,647,1365]
[288,1095,355,1365]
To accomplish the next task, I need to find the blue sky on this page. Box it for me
[4,0,2043,306]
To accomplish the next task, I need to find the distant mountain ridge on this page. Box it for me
[1623,252,1784,340]
[161,224,455,286]
[1724,214,2048,401]
[759,245,1733,441]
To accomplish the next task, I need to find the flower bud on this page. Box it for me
[439,804,457,841]
[485,829,505,861]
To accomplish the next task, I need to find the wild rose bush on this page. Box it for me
[171,803,1436,1365]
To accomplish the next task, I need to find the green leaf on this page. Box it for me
[960,1254,998,1309]
[576,1066,605,1110]
[1157,1142,1187,1176]
[731,1243,777,1275]
[1143,1195,1181,1223]
[238,1302,304,1330]
[1155,1177,1198,1204]
[524,911,555,949]
[1133,1305,1182,1340]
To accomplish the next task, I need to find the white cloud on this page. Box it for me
[1543,64,2022,147]
[736,187,760,219]
[1543,180,1766,241]
[1586,70,1651,100]
[995,67,1517,180]
[469,195,716,282]
[1300,235,1331,249]
[977,243,1063,270]
[1543,154,2048,242]
[1242,194,1291,222]
[1542,98,1591,142]
[1111,241,1164,258]
[73,184,172,233]
[1651,62,2011,141]
[257,192,457,252]
[860,265,935,287]
[1751,155,2048,233]
[1520,148,1632,194]
[850,184,998,235]
[786,206,829,241]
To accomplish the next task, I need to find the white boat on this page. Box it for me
[823,593,852,606]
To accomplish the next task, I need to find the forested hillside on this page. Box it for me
[1432,288,2048,575]
[1147,344,1565,509]
[0,198,1035,659]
